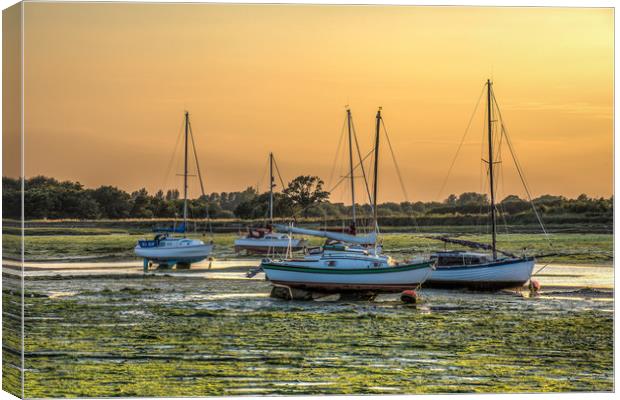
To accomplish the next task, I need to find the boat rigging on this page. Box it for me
[134,111,214,270]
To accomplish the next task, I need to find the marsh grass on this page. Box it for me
[4,227,613,264]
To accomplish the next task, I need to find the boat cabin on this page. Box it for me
[137,234,197,249]
[430,251,494,267]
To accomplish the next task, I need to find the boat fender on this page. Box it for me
[400,289,418,304]
[529,279,541,295]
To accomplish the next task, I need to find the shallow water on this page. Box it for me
[13,270,613,397]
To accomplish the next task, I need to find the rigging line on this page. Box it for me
[351,118,374,210]
[477,104,488,235]
[328,149,374,195]
[480,168,490,235]
[380,119,409,200]
[188,120,206,196]
[436,83,487,201]
[493,110,509,235]
[327,115,348,189]
[492,92,551,246]
[501,121,550,242]
[533,262,551,276]
[188,119,212,235]
[162,117,185,193]
[286,149,375,221]
[380,119,432,252]
[479,97,487,197]
[272,155,287,190]
[257,157,269,193]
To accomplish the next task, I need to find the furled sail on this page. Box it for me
[274,224,376,245]
[427,235,517,258]
[153,222,186,234]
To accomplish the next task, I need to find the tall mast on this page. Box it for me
[269,152,274,223]
[372,108,382,233]
[346,108,356,228]
[487,80,497,260]
[183,111,189,226]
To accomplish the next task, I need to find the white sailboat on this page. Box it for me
[233,153,306,255]
[261,108,435,292]
[134,111,213,268]
[426,80,536,289]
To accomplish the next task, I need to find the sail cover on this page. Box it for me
[153,222,186,233]
[274,224,376,245]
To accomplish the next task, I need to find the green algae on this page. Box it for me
[19,276,613,397]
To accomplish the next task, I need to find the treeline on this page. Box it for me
[2,176,613,224]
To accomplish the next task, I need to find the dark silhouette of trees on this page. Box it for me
[2,175,612,226]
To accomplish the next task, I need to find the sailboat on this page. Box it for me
[425,80,535,290]
[234,153,306,255]
[260,108,434,292]
[134,111,213,268]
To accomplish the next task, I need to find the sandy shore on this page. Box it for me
[3,258,613,292]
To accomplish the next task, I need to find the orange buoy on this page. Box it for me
[400,289,418,304]
[529,279,541,294]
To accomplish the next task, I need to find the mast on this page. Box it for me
[269,152,274,223]
[346,108,356,229]
[487,80,497,260]
[183,111,189,226]
[372,108,382,233]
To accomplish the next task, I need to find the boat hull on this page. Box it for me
[425,257,535,290]
[134,244,213,264]
[262,261,434,293]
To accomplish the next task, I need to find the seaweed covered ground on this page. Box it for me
[15,274,613,397]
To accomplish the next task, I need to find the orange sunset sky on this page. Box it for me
[19,3,613,202]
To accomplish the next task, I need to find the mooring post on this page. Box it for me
[143,258,148,273]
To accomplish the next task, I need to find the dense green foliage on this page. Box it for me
[3,176,613,227]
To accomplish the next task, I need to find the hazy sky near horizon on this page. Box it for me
[22,3,613,202]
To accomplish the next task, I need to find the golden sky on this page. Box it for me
[21,3,613,202]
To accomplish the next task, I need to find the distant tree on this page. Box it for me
[283,175,330,217]
[2,178,21,219]
[130,188,153,218]
[233,192,292,220]
[577,193,590,202]
[165,189,180,201]
[90,186,131,218]
[456,192,488,206]
[534,194,566,206]
[444,194,457,206]
[501,195,522,203]
[500,195,529,214]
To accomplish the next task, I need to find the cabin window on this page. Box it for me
[438,256,464,266]
[327,261,337,267]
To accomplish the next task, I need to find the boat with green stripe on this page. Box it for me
[260,108,434,293]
